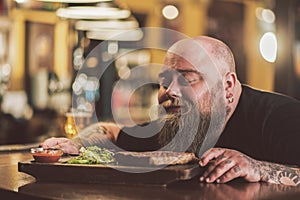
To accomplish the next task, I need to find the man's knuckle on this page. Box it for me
[214,167,224,175]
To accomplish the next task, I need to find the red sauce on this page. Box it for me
[32,150,63,163]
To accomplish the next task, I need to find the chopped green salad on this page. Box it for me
[67,146,116,165]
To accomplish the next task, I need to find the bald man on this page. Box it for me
[41,36,300,186]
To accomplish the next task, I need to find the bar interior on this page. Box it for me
[0,0,300,199]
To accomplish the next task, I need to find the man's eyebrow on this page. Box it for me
[177,69,200,73]
[159,69,202,77]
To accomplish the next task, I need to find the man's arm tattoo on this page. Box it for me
[259,161,300,186]
[80,123,109,136]
[76,123,115,146]
[243,155,260,175]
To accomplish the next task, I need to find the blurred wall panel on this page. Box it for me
[206,0,246,83]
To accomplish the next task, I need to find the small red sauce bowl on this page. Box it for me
[30,148,64,163]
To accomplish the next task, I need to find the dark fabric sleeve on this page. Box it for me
[116,122,161,152]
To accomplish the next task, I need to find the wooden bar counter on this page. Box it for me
[1,147,300,199]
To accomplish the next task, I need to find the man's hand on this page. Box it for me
[199,148,261,183]
[40,137,82,155]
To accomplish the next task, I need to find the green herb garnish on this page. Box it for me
[67,146,116,165]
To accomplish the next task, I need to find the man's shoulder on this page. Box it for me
[240,84,300,117]
[241,84,300,104]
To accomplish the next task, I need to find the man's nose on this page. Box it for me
[166,80,182,98]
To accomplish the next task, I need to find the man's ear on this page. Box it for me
[224,72,237,98]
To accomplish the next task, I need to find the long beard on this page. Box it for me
[157,84,226,156]
[157,102,211,154]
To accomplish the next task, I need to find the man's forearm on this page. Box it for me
[259,161,300,186]
[73,122,120,147]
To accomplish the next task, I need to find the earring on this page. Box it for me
[227,93,234,103]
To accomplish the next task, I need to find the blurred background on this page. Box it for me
[0,0,299,145]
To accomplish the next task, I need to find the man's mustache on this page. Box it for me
[160,99,195,115]
[161,99,183,108]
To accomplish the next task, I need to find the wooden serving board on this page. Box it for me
[18,158,203,186]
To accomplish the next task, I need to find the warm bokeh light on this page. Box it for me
[262,9,275,24]
[255,7,275,24]
[15,0,27,3]
[162,5,179,20]
[118,66,131,79]
[259,32,277,63]
[108,41,118,54]
[255,7,264,21]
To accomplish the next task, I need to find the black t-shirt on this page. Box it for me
[116,121,161,152]
[116,85,300,166]
[216,85,300,166]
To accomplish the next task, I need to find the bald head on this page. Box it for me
[192,36,236,74]
[165,36,236,77]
